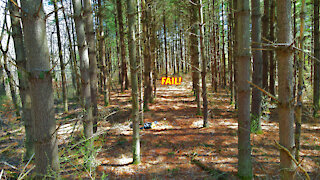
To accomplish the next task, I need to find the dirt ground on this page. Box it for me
[0,75,320,179]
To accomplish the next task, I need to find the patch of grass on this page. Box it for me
[167,151,175,156]
[167,167,179,175]
[101,172,108,179]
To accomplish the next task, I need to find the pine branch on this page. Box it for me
[247,80,279,103]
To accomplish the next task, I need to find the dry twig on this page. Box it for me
[274,140,310,180]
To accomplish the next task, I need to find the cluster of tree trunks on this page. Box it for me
[3,0,318,179]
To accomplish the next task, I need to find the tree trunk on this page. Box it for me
[233,0,238,109]
[98,0,109,107]
[228,0,234,103]
[9,0,33,160]
[21,0,59,175]
[179,16,184,74]
[199,0,208,127]
[117,0,129,91]
[314,0,320,116]
[189,0,201,115]
[137,0,144,124]
[269,0,275,95]
[295,0,306,163]
[114,12,121,85]
[262,0,270,90]
[293,0,297,100]
[142,0,152,111]
[164,11,168,77]
[211,0,218,92]
[83,0,99,133]
[221,0,226,87]
[54,0,68,113]
[150,7,156,101]
[250,0,263,132]
[276,0,296,179]
[127,0,141,164]
[235,0,252,178]
[73,0,93,144]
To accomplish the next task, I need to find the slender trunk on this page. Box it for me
[114,12,121,85]
[235,0,252,178]
[179,16,184,74]
[73,0,93,143]
[212,0,218,92]
[216,19,220,89]
[221,0,226,87]
[262,0,270,90]
[233,0,238,109]
[150,7,156,101]
[98,0,109,106]
[228,0,233,103]
[276,0,296,178]
[250,0,263,132]
[314,0,320,116]
[142,0,152,111]
[21,0,59,175]
[189,0,201,115]
[54,0,68,113]
[83,0,98,133]
[117,0,129,91]
[199,0,208,127]
[127,0,141,164]
[69,0,81,99]
[137,0,144,124]
[295,0,306,163]
[164,11,168,76]
[269,0,275,95]
[293,1,297,100]
[9,0,33,160]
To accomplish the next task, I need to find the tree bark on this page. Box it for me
[137,0,144,124]
[250,0,263,132]
[211,0,218,92]
[9,0,33,160]
[21,0,60,175]
[262,0,270,90]
[276,0,296,179]
[98,0,109,107]
[235,0,252,178]
[228,0,234,103]
[189,0,201,115]
[73,0,93,143]
[221,0,226,87]
[269,0,275,95]
[293,0,297,100]
[295,0,306,162]
[83,0,99,133]
[314,0,320,117]
[199,0,208,127]
[127,0,141,164]
[117,0,129,91]
[142,0,152,111]
[163,11,168,77]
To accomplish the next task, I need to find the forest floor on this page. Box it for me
[0,75,320,179]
